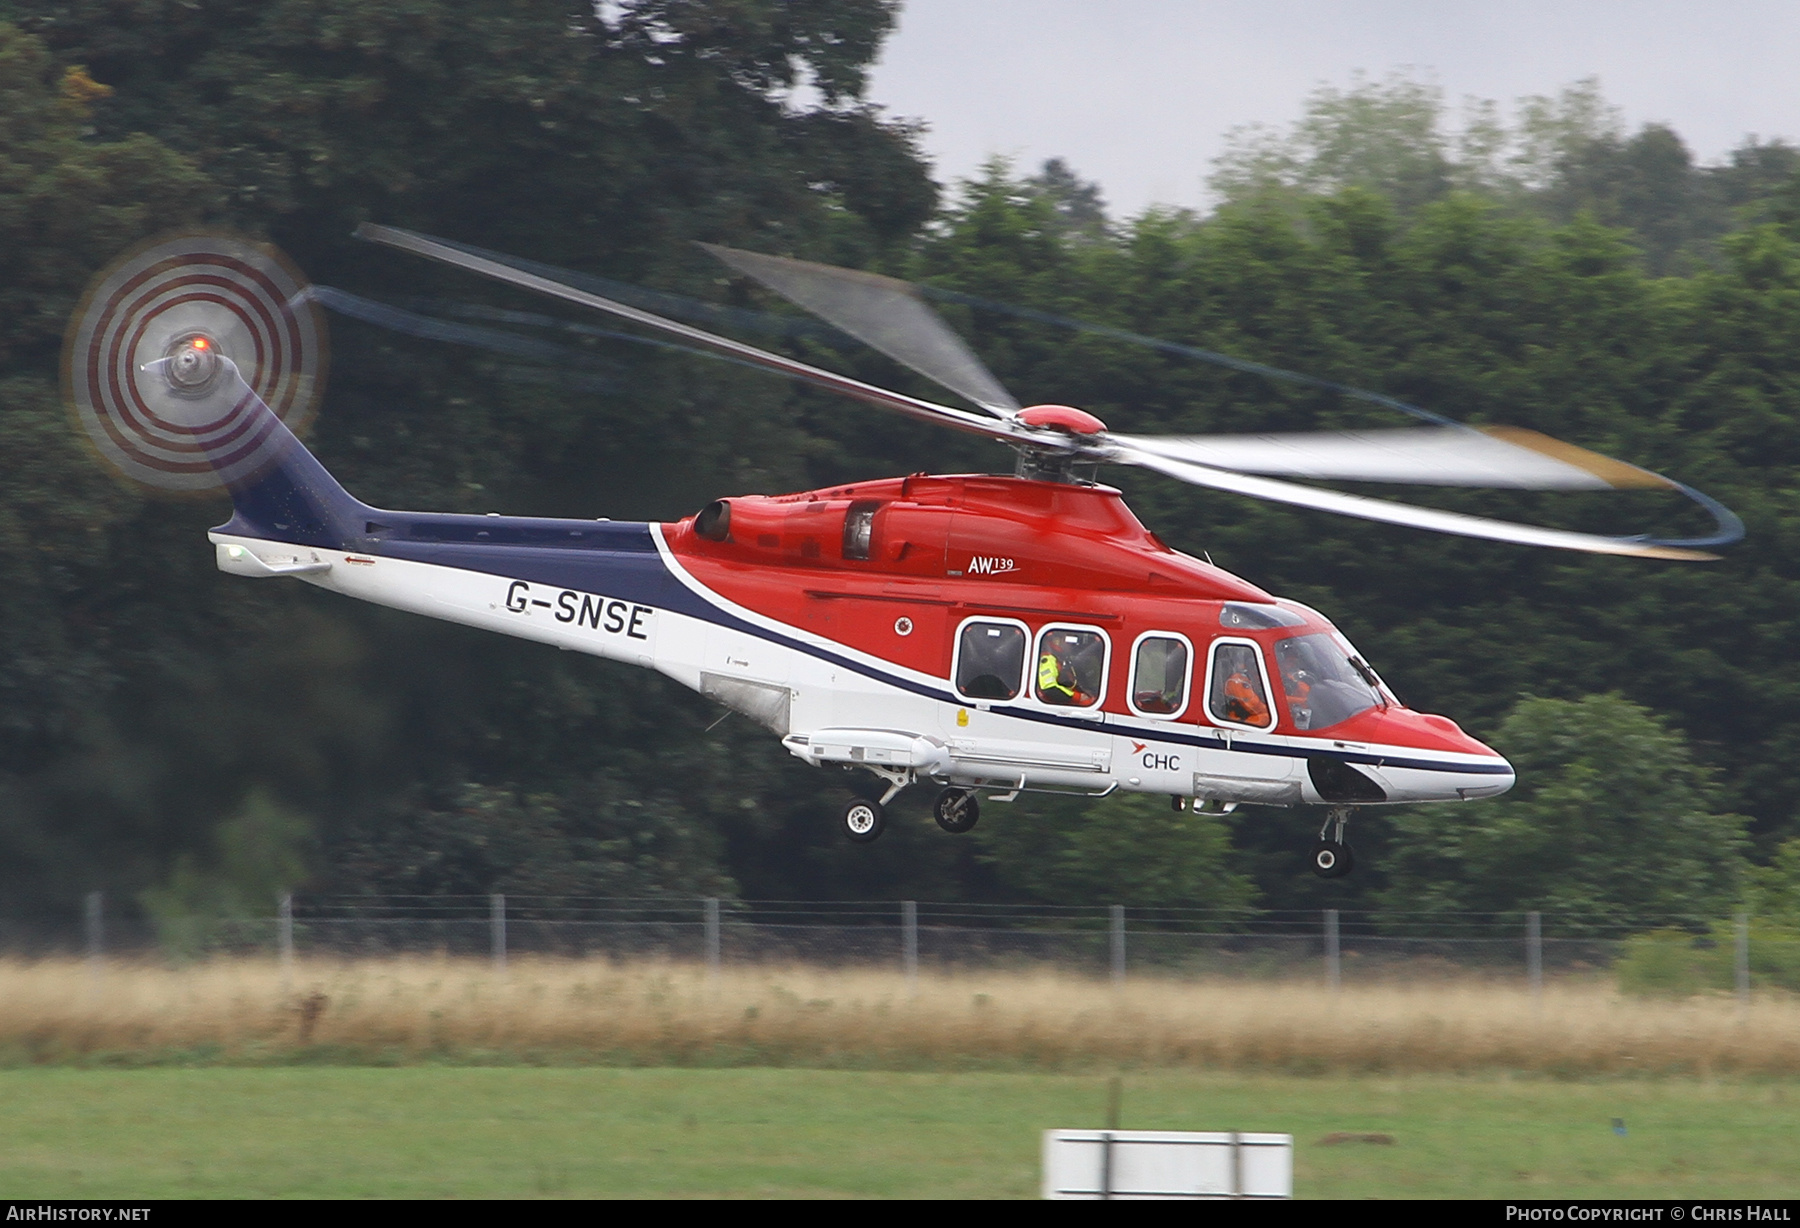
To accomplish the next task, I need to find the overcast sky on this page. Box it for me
[866,0,1800,217]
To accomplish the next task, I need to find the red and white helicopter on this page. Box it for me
[65,230,1741,878]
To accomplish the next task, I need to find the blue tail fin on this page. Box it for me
[203,361,371,551]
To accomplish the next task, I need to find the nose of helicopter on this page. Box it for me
[1339,707,1515,803]
[1443,746,1516,802]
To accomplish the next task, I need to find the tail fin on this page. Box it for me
[177,355,370,550]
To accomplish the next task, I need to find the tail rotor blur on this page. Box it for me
[63,234,327,492]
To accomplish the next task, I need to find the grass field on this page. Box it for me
[2,958,1793,1198]
[1,1067,1796,1198]
[3,956,1797,1075]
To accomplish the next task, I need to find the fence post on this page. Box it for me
[1110,905,1126,987]
[84,891,103,982]
[1324,909,1340,992]
[490,893,507,974]
[1100,1075,1122,1201]
[1735,912,1750,1007]
[704,897,720,982]
[1526,911,1542,1005]
[902,900,918,997]
[278,893,294,990]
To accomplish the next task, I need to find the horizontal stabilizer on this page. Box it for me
[215,541,333,578]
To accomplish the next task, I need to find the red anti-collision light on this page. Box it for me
[1018,404,1108,435]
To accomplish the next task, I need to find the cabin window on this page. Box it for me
[1273,632,1381,731]
[1129,633,1191,718]
[842,502,878,560]
[954,619,1028,701]
[1207,639,1274,729]
[1033,626,1108,709]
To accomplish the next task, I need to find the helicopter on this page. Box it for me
[63,229,1742,878]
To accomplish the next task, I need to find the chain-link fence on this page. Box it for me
[7,892,1784,992]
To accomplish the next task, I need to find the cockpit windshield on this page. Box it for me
[1273,633,1384,731]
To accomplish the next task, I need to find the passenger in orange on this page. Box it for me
[1223,670,1269,725]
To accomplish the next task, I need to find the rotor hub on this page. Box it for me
[1018,404,1108,436]
[162,332,223,396]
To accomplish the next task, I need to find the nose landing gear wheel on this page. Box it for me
[842,797,885,843]
[1309,839,1355,879]
[932,788,979,834]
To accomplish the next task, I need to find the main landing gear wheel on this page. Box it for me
[842,797,885,843]
[1309,839,1355,879]
[932,788,979,834]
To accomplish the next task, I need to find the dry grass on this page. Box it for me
[3,956,1796,1074]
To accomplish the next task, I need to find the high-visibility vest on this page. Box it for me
[1038,653,1073,698]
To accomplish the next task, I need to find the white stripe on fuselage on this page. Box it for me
[210,530,1504,801]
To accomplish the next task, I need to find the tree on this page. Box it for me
[1748,838,1800,925]
[138,787,313,957]
[1539,123,1722,276]
[1027,157,1109,238]
[0,4,946,917]
[1209,71,1458,215]
[1376,694,1749,927]
[973,792,1256,911]
[328,781,735,898]
[0,25,220,367]
[1207,71,1798,276]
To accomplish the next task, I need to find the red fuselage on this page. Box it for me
[666,473,1493,760]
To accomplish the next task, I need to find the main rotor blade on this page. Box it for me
[699,243,1020,418]
[355,224,1037,449]
[1111,426,1672,490]
[1109,443,1719,560]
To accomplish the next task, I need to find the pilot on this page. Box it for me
[1281,661,1313,705]
[1222,669,1270,725]
[1278,663,1312,730]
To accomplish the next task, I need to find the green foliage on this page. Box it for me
[1378,696,1748,926]
[911,166,1800,913]
[0,4,943,918]
[0,17,1797,921]
[138,788,312,957]
[1208,71,1800,274]
[1615,923,1800,996]
[1026,157,1110,238]
[1210,71,1457,214]
[330,780,735,898]
[0,24,220,367]
[1748,838,1800,925]
[974,792,1256,910]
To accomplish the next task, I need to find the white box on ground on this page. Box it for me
[1041,1130,1293,1199]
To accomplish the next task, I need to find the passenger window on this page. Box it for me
[1208,641,1273,729]
[1034,627,1107,708]
[1130,635,1190,717]
[955,621,1027,700]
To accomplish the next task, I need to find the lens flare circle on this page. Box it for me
[64,234,326,491]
